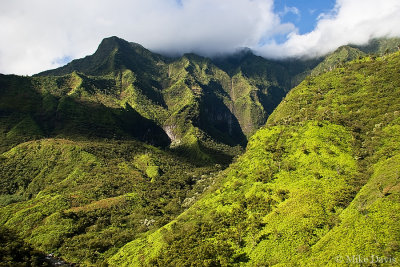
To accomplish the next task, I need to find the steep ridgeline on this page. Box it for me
[109,52,400,266]
[37,36,319,161]
[0,73,170,152]
[311,37,400,76]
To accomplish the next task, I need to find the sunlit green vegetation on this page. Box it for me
[0,138,222,265]
[110,52,400,266]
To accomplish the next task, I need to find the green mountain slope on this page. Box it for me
[0,73,170,152]
[0,138,222,265]
[311,45,366,76]
[109,52,400,266]
[36,37,320,160]
[311,37,400,76]
[355,37,400,55]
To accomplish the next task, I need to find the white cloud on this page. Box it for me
[0,0,399,75]
[279,6,300,17]
[0,0,292,75]
[309,9,317,15]
[256,0,400,58]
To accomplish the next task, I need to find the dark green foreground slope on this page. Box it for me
[110,52,400,266]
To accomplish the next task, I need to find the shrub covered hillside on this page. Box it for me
[0,138,223,265]
[311,37,400,76]
[109,52,400,266]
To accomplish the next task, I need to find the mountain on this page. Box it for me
[1,36,400,266]
[39,36,166,77]
[37,36,321,160]
[109,52,400,266]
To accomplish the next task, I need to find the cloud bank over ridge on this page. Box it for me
[257,0,400,58]
[0,0,399,75]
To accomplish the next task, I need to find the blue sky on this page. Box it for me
[1,0,400,75]
[274,0,336,35]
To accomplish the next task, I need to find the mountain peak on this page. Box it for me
[98,36,146,52]
[37,36,165,76]
[97,36,125,50]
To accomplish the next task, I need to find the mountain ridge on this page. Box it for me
[38,36,167,77]
[35,36,322,162]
